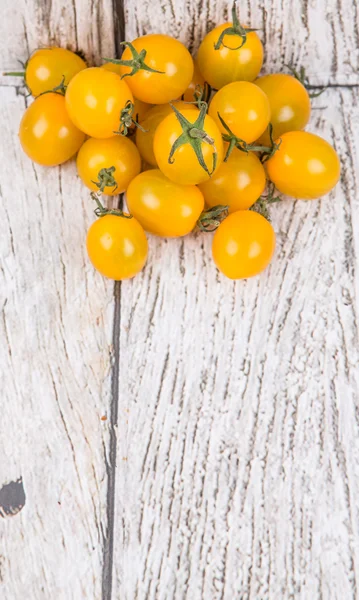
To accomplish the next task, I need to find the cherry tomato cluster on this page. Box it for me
[12,1,340,281]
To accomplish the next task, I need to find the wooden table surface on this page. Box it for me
[1,0,358,598]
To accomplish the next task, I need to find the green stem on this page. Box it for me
[197,204,229,232]
[218,114,280,162]
[3,71,25,77]
[103,41,164,79]
[214,0,258,50]
[285,64,327,98]
[249,182,281,222]
[91,167,133,219]
[169,101,217,176]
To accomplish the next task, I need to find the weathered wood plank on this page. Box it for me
[0,2,117,598]
[115,85,359,600]
[124,0,359,85]
[114,1,359,593]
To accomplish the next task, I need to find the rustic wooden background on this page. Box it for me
[0,0,358,598]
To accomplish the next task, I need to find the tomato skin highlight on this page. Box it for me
[119,35,194,104]
[254,74,311,144]
[266,131,341,199]
[19,92,85,166]
[153,108,224,185]
[86,214,148,280]
[126,169,204,237]
[65,67,133,138]
[208,81,270,143]
[77,136,141,196]
[135,101,192,167]
[212,210,276,279]
[199,149,266,212]
[197,25,263,89]
[25,48,86,97]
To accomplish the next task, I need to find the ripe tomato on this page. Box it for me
[266,131,341,199]
[87,214,148,280]
[208,81,270,144]
[77,136,141,195]
[126,169,204,237]
[19,48,86,97]
[102,62,152,122]
[65,67,133,138]
[197,27,263,89]
[254,74,311,144]
[135,101,192,167]
[212,210,276,279]
[153,107,224,185]
[181,61,206,102]
[111,34,194,104]
[199,148,266,212]
[19,92,85,166]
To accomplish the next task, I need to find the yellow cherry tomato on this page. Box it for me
[18,48,86,97]
[197,26,263,89]
[254,74,311,145]
[135,101,192,167]
[114,35,194,104]
[153,108,224,185]
[102,62,152,122]
[182,61,206,101]
[199,148,266,212]
[77,136,141,196]
[266,131,341,199]
[19,92,85,166]
[87,214,148,280]
[126,169,204,237]
[65,67,133,138]
[212,210,276,279]
[209,81,270,144]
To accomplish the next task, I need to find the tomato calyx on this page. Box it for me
[250,183,280,222]
[117,100,148,136]
[169,101,218,176]
[214,0,258,51]
[197,204,229,232]
[285,64,327,99]
[91,167,132,219]
[103,41,165,79]
[218,114,280,162]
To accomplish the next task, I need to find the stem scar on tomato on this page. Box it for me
[103,41,164,79]
[197,204,229,232]
[218,113,281,162]
[90,167,132,219]
[117,100,148,136]
[214,0,258,50]
[168,101,218,176]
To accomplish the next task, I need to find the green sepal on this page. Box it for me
[249,182,281,222]
[285,64,327,98]
[197,205,229,232]
[169,101,217,176]
[103,41,165,79]
[218,113,281,162]
[214,0,258,50]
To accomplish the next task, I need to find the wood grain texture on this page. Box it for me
[115,87,359,600]
[0,2,117,599]
[124,0,359,85]
[114,1,359,597]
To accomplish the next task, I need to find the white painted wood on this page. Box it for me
[114,1,359,598]
[0,2,116,599]
[115,88,359,600]
[124,0,359,86]
[1,0,358,599]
